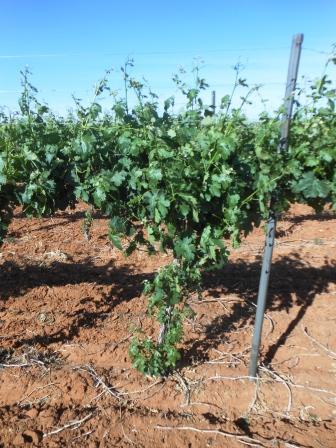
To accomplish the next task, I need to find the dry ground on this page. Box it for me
[0,203,335,447]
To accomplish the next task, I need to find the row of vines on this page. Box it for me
[0,54,335,376]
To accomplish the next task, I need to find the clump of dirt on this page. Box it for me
[0,203,335,447]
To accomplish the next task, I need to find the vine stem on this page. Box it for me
[158,306,172,344]
[157,258,181,345]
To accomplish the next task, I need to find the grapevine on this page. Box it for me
[0,52,335,376]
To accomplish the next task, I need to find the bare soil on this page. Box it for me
[0,203,335,447]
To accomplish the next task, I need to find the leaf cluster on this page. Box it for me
[0,55,335,375]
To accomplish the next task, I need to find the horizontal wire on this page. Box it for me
[0,47,291,60]
[0,47,331,100]
[0,45,332,60]
[0,81,289,95]
[303,47,333,55]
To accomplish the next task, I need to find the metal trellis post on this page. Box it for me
[248,33,304,379]
[211,90,216,113]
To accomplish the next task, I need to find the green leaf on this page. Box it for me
[109,234,123,250]
[167,129,176,138]
[110,216,126,234]
[179,203,189,217]
[174,237,195,262]
[89,102,102,119]
[93,187,106,206]
[111,170,127,186]
[158,147,173,159]
[148,167,162,182]
[293,172,331,198]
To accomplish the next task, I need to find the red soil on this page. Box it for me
[0,203,335,447]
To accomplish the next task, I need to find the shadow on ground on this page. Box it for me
[0,258,152,348]
[182,253,335,366]
[0,253,335,366]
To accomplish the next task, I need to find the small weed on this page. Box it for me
[299,406,321,424]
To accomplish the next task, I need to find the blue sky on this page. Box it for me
[0,0,335,117]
